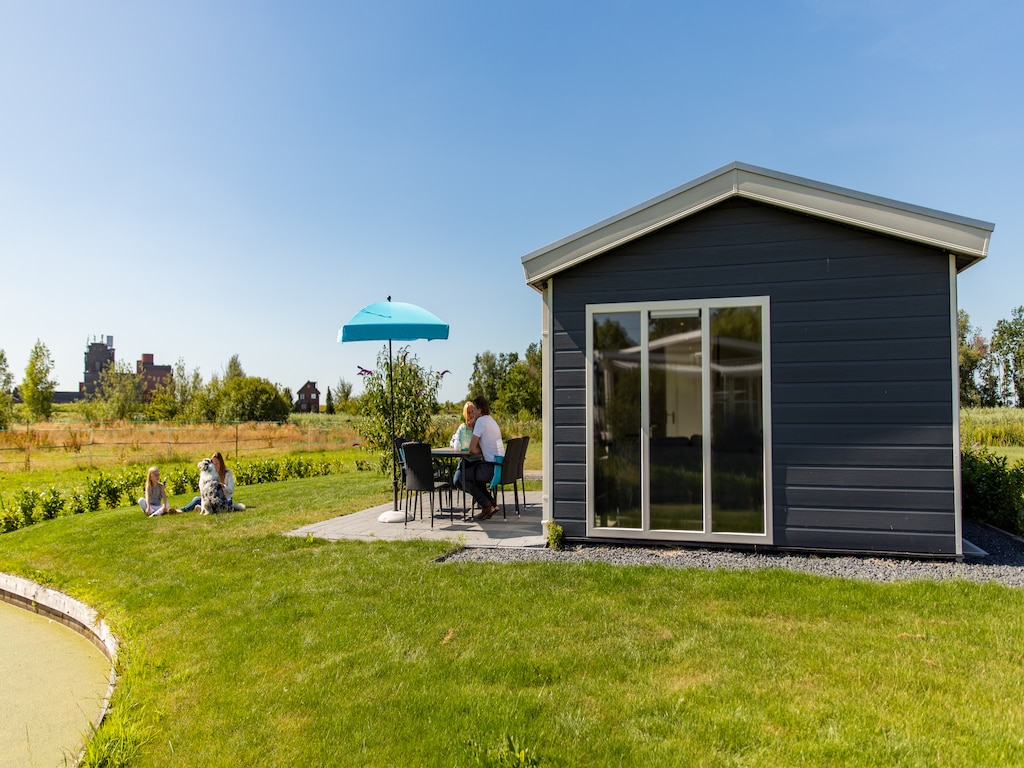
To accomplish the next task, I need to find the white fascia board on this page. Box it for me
[522,162,994,287]
[734,167,993,264]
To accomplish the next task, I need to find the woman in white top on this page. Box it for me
[180,452,239,512]
[465,396,505,520]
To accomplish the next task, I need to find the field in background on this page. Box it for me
[0,418,363,474]
[0,412,542,500]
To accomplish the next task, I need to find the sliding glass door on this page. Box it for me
[588,298,770,543]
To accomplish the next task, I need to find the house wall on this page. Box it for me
[549,197,957,555]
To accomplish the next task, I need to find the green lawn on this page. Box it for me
[2,472,1024,766]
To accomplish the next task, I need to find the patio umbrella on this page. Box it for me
[338,297,449,515]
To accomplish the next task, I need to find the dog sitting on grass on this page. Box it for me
[197,458,245,514]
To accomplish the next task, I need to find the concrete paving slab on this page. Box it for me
[286,490,548,548]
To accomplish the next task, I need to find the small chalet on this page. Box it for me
[521,162,993,558]
[296,381,320,413]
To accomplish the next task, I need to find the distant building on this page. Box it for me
[137,354,172,396]
[296,381,320,413]
[81,335,115,395]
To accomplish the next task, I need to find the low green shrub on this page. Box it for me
[545,520,564,551]
[83,475,103,513]
[961,446,1024,535]
[38,488,63,520]
[165,465,199,496]
[14,489,39,527]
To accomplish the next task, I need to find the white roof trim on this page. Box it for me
[521,162,994,287]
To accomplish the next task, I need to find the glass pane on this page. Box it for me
[710,306,764,533]
[649,311,703,530]
[593,312,642,528]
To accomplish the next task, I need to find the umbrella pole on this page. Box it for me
[389,338,399,513]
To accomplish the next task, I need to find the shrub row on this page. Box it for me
[961,446,1024,536]
[0,455,345,534]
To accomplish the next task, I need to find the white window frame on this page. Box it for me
[585,296,774,545]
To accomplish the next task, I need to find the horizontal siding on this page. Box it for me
[775,528,957,555]
[780,507,954,533]
[549,197,957,555]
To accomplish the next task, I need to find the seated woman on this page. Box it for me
[450,401,475,451]
[138,466,177,516]
[180,451,243,512]
[464,396,504,521]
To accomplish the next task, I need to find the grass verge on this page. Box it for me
[1,473,1023,766]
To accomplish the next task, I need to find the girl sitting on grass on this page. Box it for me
[138,466,178,516]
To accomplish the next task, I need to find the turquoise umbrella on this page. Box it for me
[339,297,449,512]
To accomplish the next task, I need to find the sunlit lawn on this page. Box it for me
[1,471,1023,766]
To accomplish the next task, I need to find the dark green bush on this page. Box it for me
[39,488,64,520]
[166,465,198,496]
[961,447,1024,535]
[83,475,103,512]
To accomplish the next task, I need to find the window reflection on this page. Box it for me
[709,307,764,533]
[593,312,642,528]
[649,311,703,530]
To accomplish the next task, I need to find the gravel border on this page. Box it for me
[442,519,1024,588]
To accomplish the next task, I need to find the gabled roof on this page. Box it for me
[521,162,994,289]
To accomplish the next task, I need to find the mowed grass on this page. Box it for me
[2,473,1024,766]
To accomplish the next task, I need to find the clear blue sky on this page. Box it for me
[1,1,1020,404]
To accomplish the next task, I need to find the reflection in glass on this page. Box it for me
[709,306,764,533]
[649,311,703,530]
[593,312,642,528]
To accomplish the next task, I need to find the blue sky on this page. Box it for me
[1,1,1020,404]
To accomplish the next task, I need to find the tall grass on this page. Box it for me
[2,474,1023,766]
[961,407,1024,447]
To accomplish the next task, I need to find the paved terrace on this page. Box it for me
[287,489,548,548]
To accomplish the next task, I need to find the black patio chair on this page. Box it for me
[488,436,526,519]
[515,435,530,508]
[401,442,450,527]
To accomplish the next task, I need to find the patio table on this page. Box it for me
[430,447,479,519]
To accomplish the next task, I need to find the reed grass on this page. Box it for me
[961,407,1024,448]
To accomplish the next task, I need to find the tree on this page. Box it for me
[325,388,335,415]
[22,339,57,421]
[991,306,1024,407]
[223,355,245,382]
[92,361,147,421]
[468,351,518,404]
[495,341,542,417]
[0,349,13,429]
[216,377,292,422]
[334,377,353,402]
[359,346,442,472]
[958,310,984,407]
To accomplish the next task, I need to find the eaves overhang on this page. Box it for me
[521,162,994,290]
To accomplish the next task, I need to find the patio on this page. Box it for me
[287,489,547,548]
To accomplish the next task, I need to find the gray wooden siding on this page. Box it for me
[550,197,957,554]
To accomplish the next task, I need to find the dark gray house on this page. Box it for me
[521,162,993,557]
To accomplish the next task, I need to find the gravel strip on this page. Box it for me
[442,519,1024,588]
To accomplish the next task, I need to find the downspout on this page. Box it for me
[949,254,964,558]
[541,279,553,528]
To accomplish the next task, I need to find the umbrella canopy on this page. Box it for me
[339,301,449,343]
[339,297,449,518]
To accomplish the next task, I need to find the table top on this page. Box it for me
[430,447,472,457]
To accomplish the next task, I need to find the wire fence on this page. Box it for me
[0,421,364,473]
